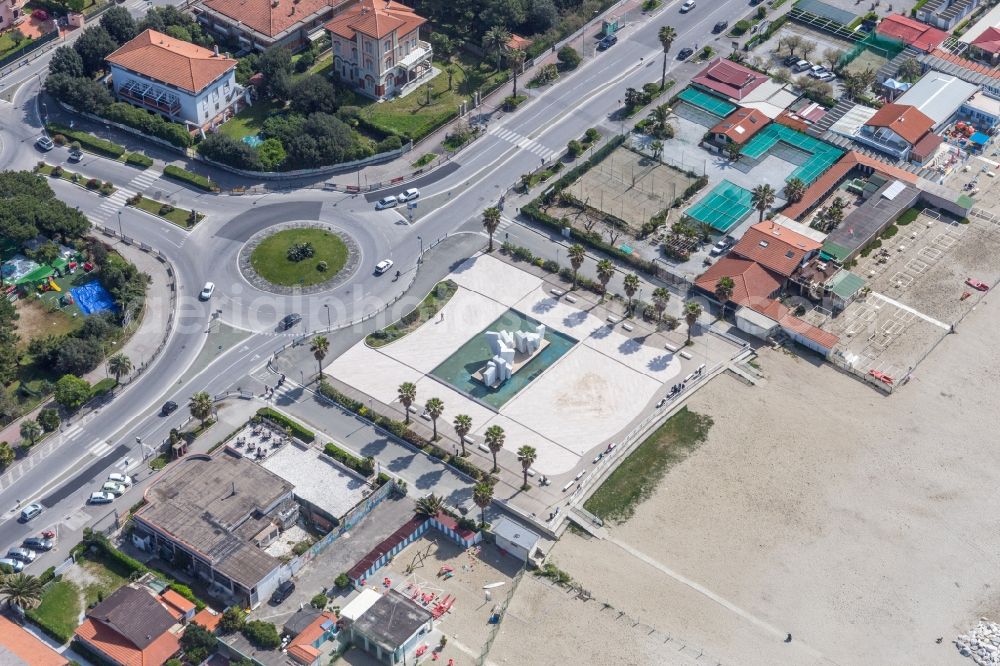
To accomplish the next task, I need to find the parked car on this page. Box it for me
[677,47,694,60]
[35,136,54,151]
[783,54,799,67]
[792,60,812,72]
[102,481,127,496]
[374,259,394,275]
[161,400,178,416]
[713,20,728,33]
[750,0,764,5]
[23,537,53,551]
[966,277,990,291]
[0,558,24,573]
[816,71,836,81]
[597,34,618,50]
[7,548,36,564]
[18,503,43,523]
[398,188,420,202]
[808,65,828,78]
[199,281,215,301]
[375,195,398,210]
[108,473,133,487]
[89,492,115,505]
[680,0,695,11]
[68,148,83,162]
[709,236,736,256]
[280,313,302,330]
[271,580,296,604]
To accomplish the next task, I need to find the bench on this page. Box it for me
[679,350,693,360]
[550,288,564,297]
[621,323,634,332]
[664,342,679,353]
[606,316,620,325]
[564,295,577,303]
[478,443,490,453]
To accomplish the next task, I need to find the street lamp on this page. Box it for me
[417,235,423,263]
[117,210,124,238]
[324,303,331,329]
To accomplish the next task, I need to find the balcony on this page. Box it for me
[118,82,181,117]
[397,40,431,71]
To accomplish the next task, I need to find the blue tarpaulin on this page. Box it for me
[71,281,118,316]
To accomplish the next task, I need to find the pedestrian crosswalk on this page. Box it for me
[490,127,560,162]
[90,169,162,224]
[88,440,112,458]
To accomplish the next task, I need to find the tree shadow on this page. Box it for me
[532,298,557,314]
[590,323,614,339]
[387,453,415,472]
[415,468,444,489]
[618,338,642,355]
[360,436,389,457]
[562,310,588,327]
[648,354,672,371]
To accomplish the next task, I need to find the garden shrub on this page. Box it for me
[256,407,314,442]
[243,621,281,650]
[163,165,217,192]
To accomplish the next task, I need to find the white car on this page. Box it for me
[680,0,695,11]
[375,195,398,210]
[89,491,115,505]
[102,481,127,496]
[35,135,54,151]
[0,558,23,573]
[108,473,133,487]
[816,71,836,81]
[374,259,394,275]
[199,282,215,301]
[398,188,420,202]
[808,65,828,78]
[792,60,812,72]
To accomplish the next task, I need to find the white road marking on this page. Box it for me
[870,292,950,330]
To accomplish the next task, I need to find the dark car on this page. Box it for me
[280,313,302,330]
[713,20,728,33]
[750,0,764,5]
[597,34,617,50]
[783,54,799,67]
[677,47,694,60]
[161,400,178,416]
[23,537,53,551]
[271,580,295,604]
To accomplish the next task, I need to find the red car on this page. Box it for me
[965,278,989,291]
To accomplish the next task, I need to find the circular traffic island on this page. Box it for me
[240,223,360,294]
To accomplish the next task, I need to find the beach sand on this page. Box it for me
[490,290,1000,665]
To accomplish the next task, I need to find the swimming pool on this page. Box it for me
[242,134,264,148]
[430,309,577,409]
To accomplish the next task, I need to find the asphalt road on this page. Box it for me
[0,0,756,559]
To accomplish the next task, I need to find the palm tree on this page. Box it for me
[650,140,664,161]
[107,353,132,383]
[516,445,537,489]
[595,259,614,302]
[684,301,703,343]
[398,382,417,424]
[453,414,472,457]
[0,573,43,610]
[483,25,511,71]
[652,287,670,323]
[714,276,734,319]
[425,397,444,440]
[751,184,776,225]
[482,207,502,252]
[658,25,676,90]
[473,481,494,527]
[20,420,41,447]
[310,335,329,379]
[623,273,640,315]
[648,104,673,139]
[568,244,586,289]
[414,493,444,518]
[484,424,505,473]
[509,48,526,98]
[783,177,806,204]
[189,391,213,427]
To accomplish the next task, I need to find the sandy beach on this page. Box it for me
[490,285,1000,665]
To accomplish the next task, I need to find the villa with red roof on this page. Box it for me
[708,107,769,148]
[326,0,432,100]
[692,58,769,102]
[194,0,352,52]
[106,29,245,129]
[876,14,948,52]
[854,103,935,162]
[731,220,822,279]
[970,27,1000,63]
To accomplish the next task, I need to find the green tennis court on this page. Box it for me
[686,180,754,232]
[677,87,737,118]
[741,124,844,185]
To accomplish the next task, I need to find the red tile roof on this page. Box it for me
[692,58,769,101]
[202,0,346,38]
[106,29,236,94]
[876,14,947,51]
[507,34,532,50]
[731,221,822,277]
[75,618,181,666]
[863,103,934,144]
[695,256,782,310]
[778,312,840,350]
[929,48,1000,76]
[710,107,769,144]
[0,616,68,666]
[159,590,196,619]
[192,608,222,633]
[288,611,337,664]
[972,26,1000,55]
[326,0,424,40]
[911,131,943,160]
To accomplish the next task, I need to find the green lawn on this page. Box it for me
[219,99,285,141]
[131,196,203,228]
[412,153,437,168]
[27,581,81,644]
[78,553,130,607]
[583,407,714,523]
[367,280,457,347]
[250,228,348,287]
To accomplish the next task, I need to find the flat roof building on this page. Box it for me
[894,71,978,128]
[492,516,540,562]
[348,589,434,665]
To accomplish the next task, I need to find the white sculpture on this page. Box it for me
[480,324,547,387]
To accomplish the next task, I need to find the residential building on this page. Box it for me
[106,29,245,130]
[914,0,980,30]
[959,3,1000,62]
[0,0,26,33]
[730,220,822,280]
[325,0,432,100]
[0,615,69,666]
[855,103,935,161]
[286,611,339,665]
[193,0,351,52]
[74,585,183,666]
[876,14,948,52]
[131,450,298,608]
[707,107,769,150]
[775,99,827,133]
[695,256,782,313]
[341,589,434,665]
[691,57,769,102]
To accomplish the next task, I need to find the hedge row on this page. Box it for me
[322,441,374,476]
[125,152,153,169]
[46,123,125,158]
[256,407,315,443]
[103,102,192,149]
[163,165,218,192]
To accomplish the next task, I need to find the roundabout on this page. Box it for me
[239,221,361,295]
